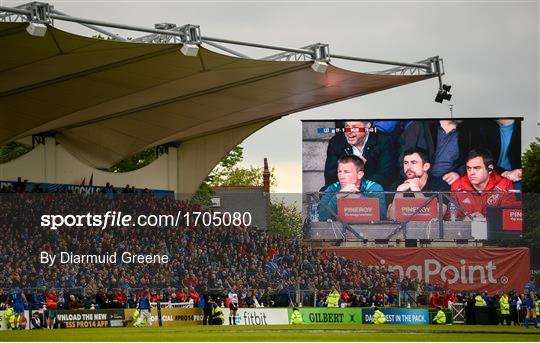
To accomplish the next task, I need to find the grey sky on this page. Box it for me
[4,0,538,192]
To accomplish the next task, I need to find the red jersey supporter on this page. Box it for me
[443,291,456,308]
[114,289,127,307]
[341,291,350,305]
[450,149,516,220]
[176,289,187,302]
[188,287,199,304]
[267,246,278,259]
[183,273,199,288]
[429,291,442,308]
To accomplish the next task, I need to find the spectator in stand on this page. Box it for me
[341,289,350,306]
[260,288,273,307]
[0,289,8,310]
[443,290,456,309]
[429,291,442,308]
[65,294,80,310]
[176,288,188,303]
[113,288,127,308]
[96,290,109,309]
[188,287,200,306]
[246,291,260,308]
[482,291,493,307]
[127,294,137,309]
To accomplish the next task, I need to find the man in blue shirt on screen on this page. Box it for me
[319,155,386,221]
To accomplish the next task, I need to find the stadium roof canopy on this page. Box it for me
[0,3,443,192]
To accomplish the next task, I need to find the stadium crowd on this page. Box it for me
[1,185,402,307]
[0,188,533,314]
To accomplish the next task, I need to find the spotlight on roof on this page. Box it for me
[26,22,47,37]
[179,24,201,57]
[180,43,199,57]
[311,61,328,73]
[435,84,452,103]
[310,43,330,73]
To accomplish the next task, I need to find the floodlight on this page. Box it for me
[435,84,452,103]
[180,43,199,57]
[311,61,328,73]
[26,23,47,37]
[435,90,444,103]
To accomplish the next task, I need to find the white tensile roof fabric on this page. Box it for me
[0,22,433,168]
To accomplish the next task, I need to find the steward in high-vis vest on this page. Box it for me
[212,304,225,325]
[475,294,486,307]
[325,287,340,308]
[499,293,510,325]
[132,309,146,327]
[290,308,303,325]
[3,305,17,329]
[433,307,446,324]
[373,307,386,324]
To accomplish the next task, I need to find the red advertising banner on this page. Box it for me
[502,208,522,232]
[394,198,438,221]
[337,198,380,222]
[324,247,530,294]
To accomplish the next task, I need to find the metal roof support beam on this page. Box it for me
[201,39,251,59]
[0,2,442,76]
[51,9,127,42]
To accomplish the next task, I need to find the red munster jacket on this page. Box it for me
[450,172,516,218]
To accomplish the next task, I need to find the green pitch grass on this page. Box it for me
[1,324,539,342]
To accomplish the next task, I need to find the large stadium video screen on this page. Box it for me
[302,118,523,241]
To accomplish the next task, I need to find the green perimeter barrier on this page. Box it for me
[287,307,363,324]
[287,307,453,325]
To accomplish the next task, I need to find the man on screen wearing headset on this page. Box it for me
[449,149,516,220]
